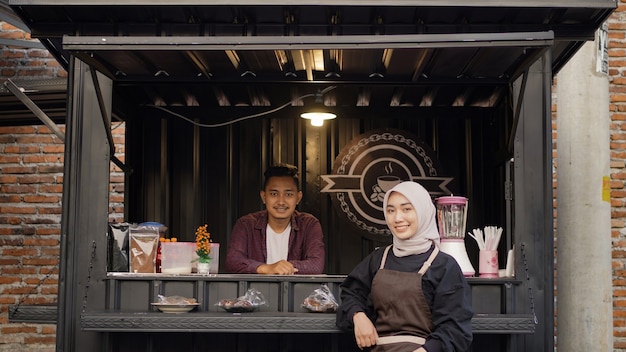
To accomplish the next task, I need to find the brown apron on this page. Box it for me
[370,245,439,352]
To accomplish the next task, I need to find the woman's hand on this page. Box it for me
[353,312,378,350]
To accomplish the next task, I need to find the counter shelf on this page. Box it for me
[9,274,535,335]
[80,311,535,334]
[94,273,534,334]
[8,304,57,324]
[105,273,346,313]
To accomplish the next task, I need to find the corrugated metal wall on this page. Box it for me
[125,102,508,274]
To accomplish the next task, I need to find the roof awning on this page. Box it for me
[3,1,616,124]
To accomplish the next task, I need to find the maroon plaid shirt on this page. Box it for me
[224,210,325,274]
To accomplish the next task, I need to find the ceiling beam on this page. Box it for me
[110,76,510,87]
[8,0,617,7]
[62,31,554,51]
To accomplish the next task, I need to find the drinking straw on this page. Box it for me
[468,226,503,251]
[468,228,485,250]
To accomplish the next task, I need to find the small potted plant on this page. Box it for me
[194,224,212,274]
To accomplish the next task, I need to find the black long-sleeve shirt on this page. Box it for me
[336,245,473,352]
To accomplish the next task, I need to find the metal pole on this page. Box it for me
[4,79,65,142]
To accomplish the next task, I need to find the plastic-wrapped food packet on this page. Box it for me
[216,288,267,312]
[301,284,339,313]
[107,222,130,272]
[129,225,161,273]
[155,294,198,305]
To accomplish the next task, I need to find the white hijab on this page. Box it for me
[382,181,440,257]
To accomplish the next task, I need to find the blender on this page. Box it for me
[436,195,475,277]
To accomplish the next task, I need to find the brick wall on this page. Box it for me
[610,2,626,350]
[0,21,125,351]
[0,22,64,78]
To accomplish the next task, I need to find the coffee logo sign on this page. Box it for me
[321,129,453,237]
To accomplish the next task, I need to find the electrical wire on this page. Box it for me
[147,92,320,128]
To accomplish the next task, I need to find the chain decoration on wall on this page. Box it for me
[521,243,539,325]
[82,240,97,314]
[9,260,60,317]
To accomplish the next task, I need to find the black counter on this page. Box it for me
[11,274,535,333]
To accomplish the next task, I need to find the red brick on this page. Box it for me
[39,185,63,193]
[0,183,37,194]
[0,155,20,163]
[23,238,59,246]
[0,126,35,134]
[42,145,64,153]
[22,195,59,203]
[0,195,21,203]
[23,336,56,345]
[17,175,55,184]
[0,166,36,174]
[0,206,36,214]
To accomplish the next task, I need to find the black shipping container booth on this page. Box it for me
[7,1,615,351]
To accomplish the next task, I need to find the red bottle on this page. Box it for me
[156,237,164,273]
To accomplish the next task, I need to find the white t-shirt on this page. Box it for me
[266,224,290,264]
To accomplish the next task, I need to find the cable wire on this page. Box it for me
[147,93,318,128]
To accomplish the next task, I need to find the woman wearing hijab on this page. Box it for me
[336,181,473,352]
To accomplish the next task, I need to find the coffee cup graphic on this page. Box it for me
[377,175,402,192]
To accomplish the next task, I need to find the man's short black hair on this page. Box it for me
[263,164,300,190]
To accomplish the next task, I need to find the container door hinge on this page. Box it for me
[504,180,513,201]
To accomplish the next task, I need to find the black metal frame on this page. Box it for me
[53,55,552,352]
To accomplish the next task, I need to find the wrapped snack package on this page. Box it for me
[129,224,161,273]
[107,222,130,272]
[155,294,198,305]
[152,294,199,313]
[216,288,267,313]
[301,284,339,313]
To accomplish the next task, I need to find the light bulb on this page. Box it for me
[311,117,324,126]
[300,112,336,127]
